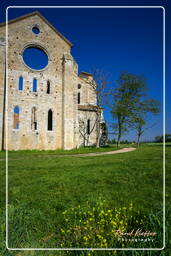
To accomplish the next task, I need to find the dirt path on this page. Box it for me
[0,147,136,161]
[69,147,136,157]
[38,147,136,157]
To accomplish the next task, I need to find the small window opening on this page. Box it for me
[31,107,37,130]
[47,80,50,94]
[33,78,37,92]
[48,109,53,131]
[87,119,90,135]
[13,106,20,129]
[18,76,23,91]
[78,92,80,104]
[32,26,40,34]
[78,84,81,89]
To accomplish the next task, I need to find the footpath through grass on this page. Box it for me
[0,144,132,159]
[0,143,170,255]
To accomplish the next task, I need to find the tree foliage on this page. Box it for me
[129,99,160,146]
[155,134,171,143]
[110,72,160,146]
[110,72,147,147]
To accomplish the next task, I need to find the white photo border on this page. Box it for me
[5,5,165,251]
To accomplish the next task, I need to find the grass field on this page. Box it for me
[0,143,170,255]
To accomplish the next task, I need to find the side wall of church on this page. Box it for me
[77,75,97,147]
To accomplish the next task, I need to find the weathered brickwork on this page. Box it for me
[0,11,99,150]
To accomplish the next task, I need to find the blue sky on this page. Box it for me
[0,0,170,142]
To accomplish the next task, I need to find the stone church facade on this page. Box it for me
[0,11,106,150]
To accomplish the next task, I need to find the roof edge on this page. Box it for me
[79,71,93,77]
[0,11,73,47]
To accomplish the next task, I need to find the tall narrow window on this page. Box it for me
[48,109,53,131]
[78,92,80,104]
[87,119,90,135]
[13,106,20,129]
[18,76,23,91]
[31,107,37,130]
[33,78,37,92]
[47,80,50,94]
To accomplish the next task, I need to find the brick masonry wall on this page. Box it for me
[0,13,98,150]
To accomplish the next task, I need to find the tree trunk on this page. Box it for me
[117,132,121,148]
[137,134,140,147]
[137,126,143,148]
[96,133,100,148]
[96,122,101,148]
[117,119,121,148]
[83,136,86,147]
[86,135,90,147]
[96,112,101,148]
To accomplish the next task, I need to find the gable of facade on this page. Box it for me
[0,11,100,150]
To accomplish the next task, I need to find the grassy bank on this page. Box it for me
[0,143,170,255]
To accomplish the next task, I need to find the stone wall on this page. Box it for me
[77,73,97,147]
[0,12,98,150]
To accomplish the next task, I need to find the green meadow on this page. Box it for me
[0,143,170,255]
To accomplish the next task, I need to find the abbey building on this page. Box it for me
[0,11,106,150]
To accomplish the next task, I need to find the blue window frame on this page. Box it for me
[18,76,23,91]
[32,26,40,34]
[33,78,37,92]
[13,106,20,129]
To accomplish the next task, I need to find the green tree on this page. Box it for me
[130,99,160,147]
[110,72,146,147]
[155,134,171,143]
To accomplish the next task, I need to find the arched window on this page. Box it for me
[87,119,90,135]
[18,76,23,91]
[48,109,53,131]
[47,80,50,94]
[31,107,37,130]
[13,106,20,129]
[33,78,37,92]
[78,92,80,104]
